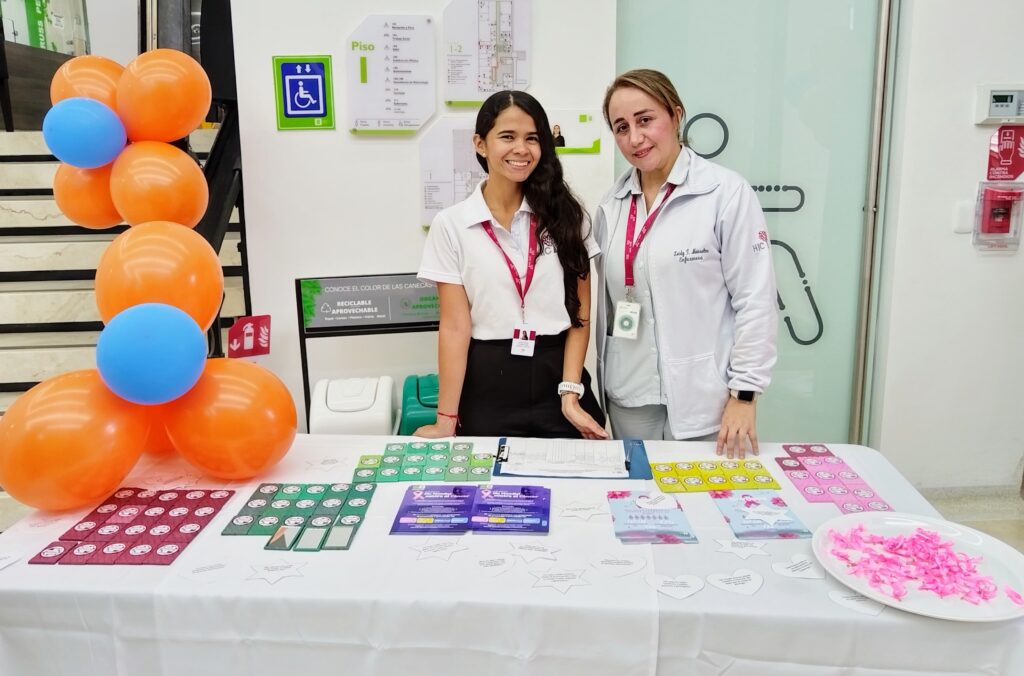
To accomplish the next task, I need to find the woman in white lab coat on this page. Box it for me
[594,69,778,458]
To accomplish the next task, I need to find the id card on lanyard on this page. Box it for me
[481,215,539,357]
[613,185,676,340]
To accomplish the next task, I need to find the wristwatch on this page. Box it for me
[557,381,585,398]
[730,389,758,402]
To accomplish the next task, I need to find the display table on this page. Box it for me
[0,435,1020,676]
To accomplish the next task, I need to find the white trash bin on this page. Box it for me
[309,376,394,435]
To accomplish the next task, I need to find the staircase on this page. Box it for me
[0,129,250,415]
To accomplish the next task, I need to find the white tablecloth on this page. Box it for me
[0,435,1020,676]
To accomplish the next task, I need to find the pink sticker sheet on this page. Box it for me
[778,444,890,512]
[31,486,235,566]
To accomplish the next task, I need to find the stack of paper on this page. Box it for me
[390,484,551,534]
[499,438,628,479]
[710,489,812,540]
[606,491,698,545]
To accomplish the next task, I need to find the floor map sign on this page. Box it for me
[420,116,487,228]
[273,55,335,131]
[443,0,530,107]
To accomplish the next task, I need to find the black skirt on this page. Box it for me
[457,331,606,438]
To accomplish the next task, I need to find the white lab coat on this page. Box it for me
[594,147,778,439]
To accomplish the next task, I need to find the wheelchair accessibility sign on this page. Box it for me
[273,55,335,130]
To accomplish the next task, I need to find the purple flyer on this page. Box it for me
[470,485,550,534]
[390,484,477,534]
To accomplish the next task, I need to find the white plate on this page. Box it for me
[812,511,1024,622]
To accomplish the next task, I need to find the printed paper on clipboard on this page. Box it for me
[495,438,629,479]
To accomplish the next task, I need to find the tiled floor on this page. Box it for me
[923,486,1024,554]
[0,494,30,532]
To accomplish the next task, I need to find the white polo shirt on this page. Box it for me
[418,181,600,340]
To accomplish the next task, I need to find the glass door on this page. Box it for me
[616,0,881,441]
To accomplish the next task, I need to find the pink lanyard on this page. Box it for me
[624,184,676,288]
[480,214,539,315]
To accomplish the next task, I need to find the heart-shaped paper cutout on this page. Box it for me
[828,590,885,615]
[647,574,705,599]
[771,554,825,580]
[707,569,764,595]
[591,554,646,578]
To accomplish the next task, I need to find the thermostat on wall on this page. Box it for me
[976,85,1024,125]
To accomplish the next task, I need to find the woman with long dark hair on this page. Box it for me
[416,90,606,438]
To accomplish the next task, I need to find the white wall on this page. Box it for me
[870,0,1024,488]
[230,0,617,427]
[85,0,138,64]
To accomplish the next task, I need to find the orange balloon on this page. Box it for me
[52,163,123,229]
[50,55,124,110]
[164,360,297,480]
[0,370,150,512]
[95,221,224,330]
[143,409,176,457]
[109,141,209,227]
[117,49,212,142]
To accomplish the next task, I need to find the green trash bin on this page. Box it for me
[398,374,438,435]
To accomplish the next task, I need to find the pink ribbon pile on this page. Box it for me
[829,524,1022,606]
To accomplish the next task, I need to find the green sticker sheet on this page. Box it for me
[223,482,374,552]
[354,442,493,483]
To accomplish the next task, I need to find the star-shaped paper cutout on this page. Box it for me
[305,457,343,473]
[179,560,235,584]
[410,538,468,561]
[246,560,307,585]
[473,554,515,577]
[0,553,22,572]
[530,567,590,594]
[25,515,69,530]
[508,540,560,563]
[559,501,610,521]
[715,539,770,560]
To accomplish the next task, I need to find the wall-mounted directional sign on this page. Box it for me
[273,55,335,131]
[347,16,436,136]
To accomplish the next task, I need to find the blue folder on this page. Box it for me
[492,438,653,480]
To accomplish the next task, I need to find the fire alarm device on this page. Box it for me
[973,182,1023,251]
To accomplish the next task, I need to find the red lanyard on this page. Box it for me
[480,214,538,313]
[624,184,676,288]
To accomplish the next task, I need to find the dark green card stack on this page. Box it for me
[352,441,494,483]
[221,482,375,552]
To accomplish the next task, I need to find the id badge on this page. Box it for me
[511,324,536,357]
[612,301,641,340]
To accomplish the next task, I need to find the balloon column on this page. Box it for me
[0,51,296,512]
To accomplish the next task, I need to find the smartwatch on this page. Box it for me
[730,389,757,402]
[558,381,585,398]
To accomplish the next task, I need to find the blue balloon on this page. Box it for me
[97,303,207,405]
[42,97,126,168]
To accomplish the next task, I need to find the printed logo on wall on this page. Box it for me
[272,56,335,131]
[686,111,822,346]
[228,315,272,358]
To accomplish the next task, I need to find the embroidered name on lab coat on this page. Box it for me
[673,247,709,264]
